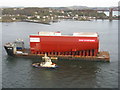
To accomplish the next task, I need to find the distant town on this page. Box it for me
[1,6,119,24]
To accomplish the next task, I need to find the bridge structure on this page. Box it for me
[95,7,119,20]
[77,7,119,20]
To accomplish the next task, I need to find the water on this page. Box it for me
[2,20,118,88]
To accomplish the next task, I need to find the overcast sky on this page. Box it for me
[0,0,119,7]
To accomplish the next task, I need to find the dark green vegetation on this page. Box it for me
[1,7,108,22]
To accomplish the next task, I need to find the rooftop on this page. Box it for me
[73,32,98,37]
[30,32,98,37]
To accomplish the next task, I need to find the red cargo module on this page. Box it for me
[30,32,99,56]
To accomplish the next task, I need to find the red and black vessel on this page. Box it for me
[4,32,110,62]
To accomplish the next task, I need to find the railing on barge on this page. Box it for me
[15,49,110,62]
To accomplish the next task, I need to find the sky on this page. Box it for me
[0,0,119,7]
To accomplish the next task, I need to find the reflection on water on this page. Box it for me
[2,20,118,88]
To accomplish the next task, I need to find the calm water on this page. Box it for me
[2,20,118,88]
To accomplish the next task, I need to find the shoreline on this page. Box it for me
[1,18,119,23]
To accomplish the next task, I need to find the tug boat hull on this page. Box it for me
[32,63,58,69]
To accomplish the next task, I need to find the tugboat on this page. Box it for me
[32,53,58,68]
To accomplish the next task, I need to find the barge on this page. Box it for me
[4,32,110,62]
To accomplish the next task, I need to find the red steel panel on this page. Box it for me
[29,35,99,54]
